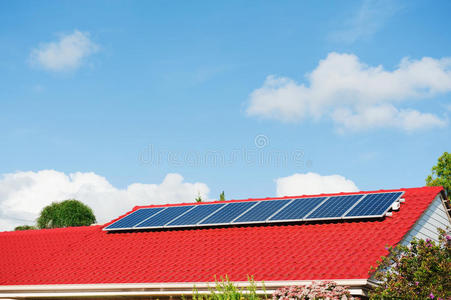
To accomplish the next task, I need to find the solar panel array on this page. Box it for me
[104,191,404,231]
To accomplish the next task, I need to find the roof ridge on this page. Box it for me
[131,186,429,210]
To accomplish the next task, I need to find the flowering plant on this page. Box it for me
[272,281,356,300]
[369,228,451,299]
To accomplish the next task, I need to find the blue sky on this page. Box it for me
[0,0,450,229]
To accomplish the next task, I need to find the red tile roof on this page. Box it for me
[0,186,444,285]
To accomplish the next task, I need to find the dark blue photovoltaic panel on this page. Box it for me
[200,202,257,225]
[105,191,402,231]
[104,207,165,230]
[306,195,364,219]
[166,203,226,226]
[233,199,291,223]
[269,197,326,221]
[135,205,195,228]
[345,192,403,217]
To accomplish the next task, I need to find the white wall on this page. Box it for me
[401,193,450,244]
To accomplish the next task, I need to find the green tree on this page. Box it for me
[14,225,36,231]
[426,152,451,196]
[195,192,202,203]
[37,199,96,229]
[219,191,225,201]
[369,229,451,299]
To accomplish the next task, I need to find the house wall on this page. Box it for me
[401,194,450,245]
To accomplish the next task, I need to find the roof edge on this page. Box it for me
[0,279,371,298]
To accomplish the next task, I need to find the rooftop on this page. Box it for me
[0,186,445,286]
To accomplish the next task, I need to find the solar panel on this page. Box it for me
[269,197,326,222]
[166,203,226,227]
[135,205,195,228]
[200,201,257,225]
[105,191,405,231]
[233,199,291,223]
[344,192,403,218]
[305,195,364,220]
[104,207,165,230]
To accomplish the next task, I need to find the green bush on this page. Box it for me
[14,225,37,231]
[369,229,451,299]
[37,199,96,229]
[272,281,355,299]
[193,276,266,300]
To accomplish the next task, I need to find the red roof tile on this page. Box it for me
[0,186,444,285]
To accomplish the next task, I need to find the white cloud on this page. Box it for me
[247,53,450,132]
[332,105,446,132]
[329,0,401,43]
[276,172,359,197]
[0,170,209,231]
[30,30,98,72]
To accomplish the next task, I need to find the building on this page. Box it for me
[0,186,449,299]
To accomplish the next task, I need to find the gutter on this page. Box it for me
[0,279,371,298]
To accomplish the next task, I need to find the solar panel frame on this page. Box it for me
[230,201,260,223]
[196,203,230,225]
[340,194,367,217]
[267,196,329,223]
[163,205,198,226]
[265,198,295,222]
[164,203,227,228]
[199,201,259,226]
[103,207,167,231]
[305,194,364,221]
[135,205,196,229]
[232,199,293,224]
[343,191,404,219]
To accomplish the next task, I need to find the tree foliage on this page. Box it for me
[369,229,451,299]
[195,192,202,203]
[219,191,225,201]
[37,199,96,229]
[426,152,451,197]
[14,225,36,231]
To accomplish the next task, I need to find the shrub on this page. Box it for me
[14,225,36,231]
[193,276,265,300]
[369,229,451,299]
[272,281,356,300]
